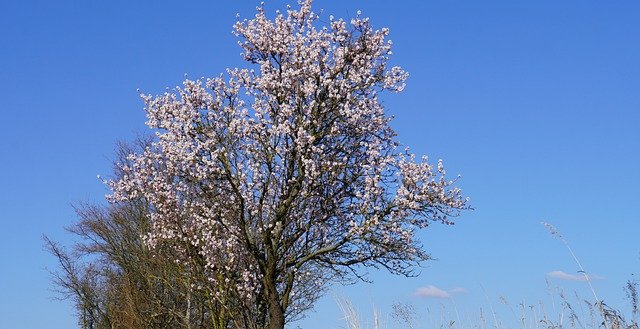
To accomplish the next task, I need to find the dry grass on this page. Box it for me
[339,286,638,329]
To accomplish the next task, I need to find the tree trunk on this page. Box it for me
[267,296,285,329]
[264,272,285,329]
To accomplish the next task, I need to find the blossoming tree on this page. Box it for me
[109,1,468,328]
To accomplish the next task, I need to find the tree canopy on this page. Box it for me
[54,1,468,328]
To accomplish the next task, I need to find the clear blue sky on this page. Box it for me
[1,1,638,328]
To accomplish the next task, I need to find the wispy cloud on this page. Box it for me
[547,270,603,282]
[449,287,468,294]
[414,285,451,298]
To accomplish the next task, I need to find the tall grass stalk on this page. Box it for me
[337,297,386,329]
[480,284,500,328]
[542,222,608,329]
[337,297,363,329]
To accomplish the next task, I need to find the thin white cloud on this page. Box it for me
[449,287,468,294]
[413,285,451,299]
[547,270,602,282]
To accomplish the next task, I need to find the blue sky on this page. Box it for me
[1,1,638,328]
